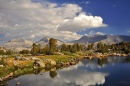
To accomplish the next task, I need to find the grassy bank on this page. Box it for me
[0,54,79,78]
[38,55,78,61]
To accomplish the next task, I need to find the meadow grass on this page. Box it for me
[0,54,79,78]
[38,55,78,62]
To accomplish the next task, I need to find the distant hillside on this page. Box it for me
[0,37,64,52]
[1,38,33,52]
[1,35,130,52]
[36,37,64,47]
[72,35,130,45]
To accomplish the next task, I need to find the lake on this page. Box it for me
[4,56,130,86]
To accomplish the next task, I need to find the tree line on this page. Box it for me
[14,40,130,55]
[87,42,130,54]
[20,38,85,55]
[0,47,13,55]
[1,38,130,55]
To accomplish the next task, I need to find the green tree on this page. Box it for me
[37,44,42,54]
[19,50,30,54]
[31,43,37,55]
[43,45,50,55]
[6,50,13,55]
[49,38,57,54]
[61,44,67,52]
[0,50,5,55]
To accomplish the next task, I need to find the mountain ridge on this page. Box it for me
[0,35,130,51]
[36,37,64,47]
[0,37,64,51]
[72,35,130,45]
[1,38,33,52]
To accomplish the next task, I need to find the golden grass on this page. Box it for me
[0,54,79,77]
[37,55,76,62]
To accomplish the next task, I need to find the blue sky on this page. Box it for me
[0,0,130,44]
[46,0,130,35]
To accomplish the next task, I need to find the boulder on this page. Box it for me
[50,60,56,66]
[33,60,45,68]
[15,56,26,61]
[0,65,4,67]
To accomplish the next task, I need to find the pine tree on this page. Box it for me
[31,43,37,55]
[49,38,57,54]
[61,44,67,52]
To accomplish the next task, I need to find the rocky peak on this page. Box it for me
[37,37,64,47]
[38,37,50,43]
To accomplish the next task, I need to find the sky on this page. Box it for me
[0,0,130,44]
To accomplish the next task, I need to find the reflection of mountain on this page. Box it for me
[8,62,108,86]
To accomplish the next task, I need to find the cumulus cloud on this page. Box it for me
[96,32,105,35]
[57,13,107,32]
[0,0,107,43]
[85,30,105,36]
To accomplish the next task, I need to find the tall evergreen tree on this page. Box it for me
[31,43,37,55]
[49,38,57,54]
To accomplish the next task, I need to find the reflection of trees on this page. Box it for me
[34,68,41,74]
[125,56,130,62]
[49,71,57,78]
[98,58,107,67]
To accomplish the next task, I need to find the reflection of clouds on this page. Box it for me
[85,62,105,69]
[82,59,107,69]
[8,62,108,86]
[58,69,108,86]
[60,62,84,71]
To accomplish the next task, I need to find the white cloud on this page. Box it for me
[85,31,105,36]
[57,13,107,32]
[96,32,105,35]
[0,0,107,43]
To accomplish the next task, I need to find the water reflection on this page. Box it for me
[7,61,108,86]
[83,56,130,67]
[6,56,130,86]
[49,71,57,78]
[58,66,108,86]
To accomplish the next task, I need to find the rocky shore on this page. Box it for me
[83,53,129,59]
[0,56,79,83]
[0,53,129,83]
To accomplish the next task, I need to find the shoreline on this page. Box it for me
[0,53,130,84]
[0,55,80,83]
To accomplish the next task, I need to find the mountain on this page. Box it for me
[36,37,50,47]
[36,37,64,47]
[1,35,130,52]
[1,38,33,51]
[0,37,64,52]
[72,35,130,45]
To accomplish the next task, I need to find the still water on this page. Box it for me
[7,56,130,86]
